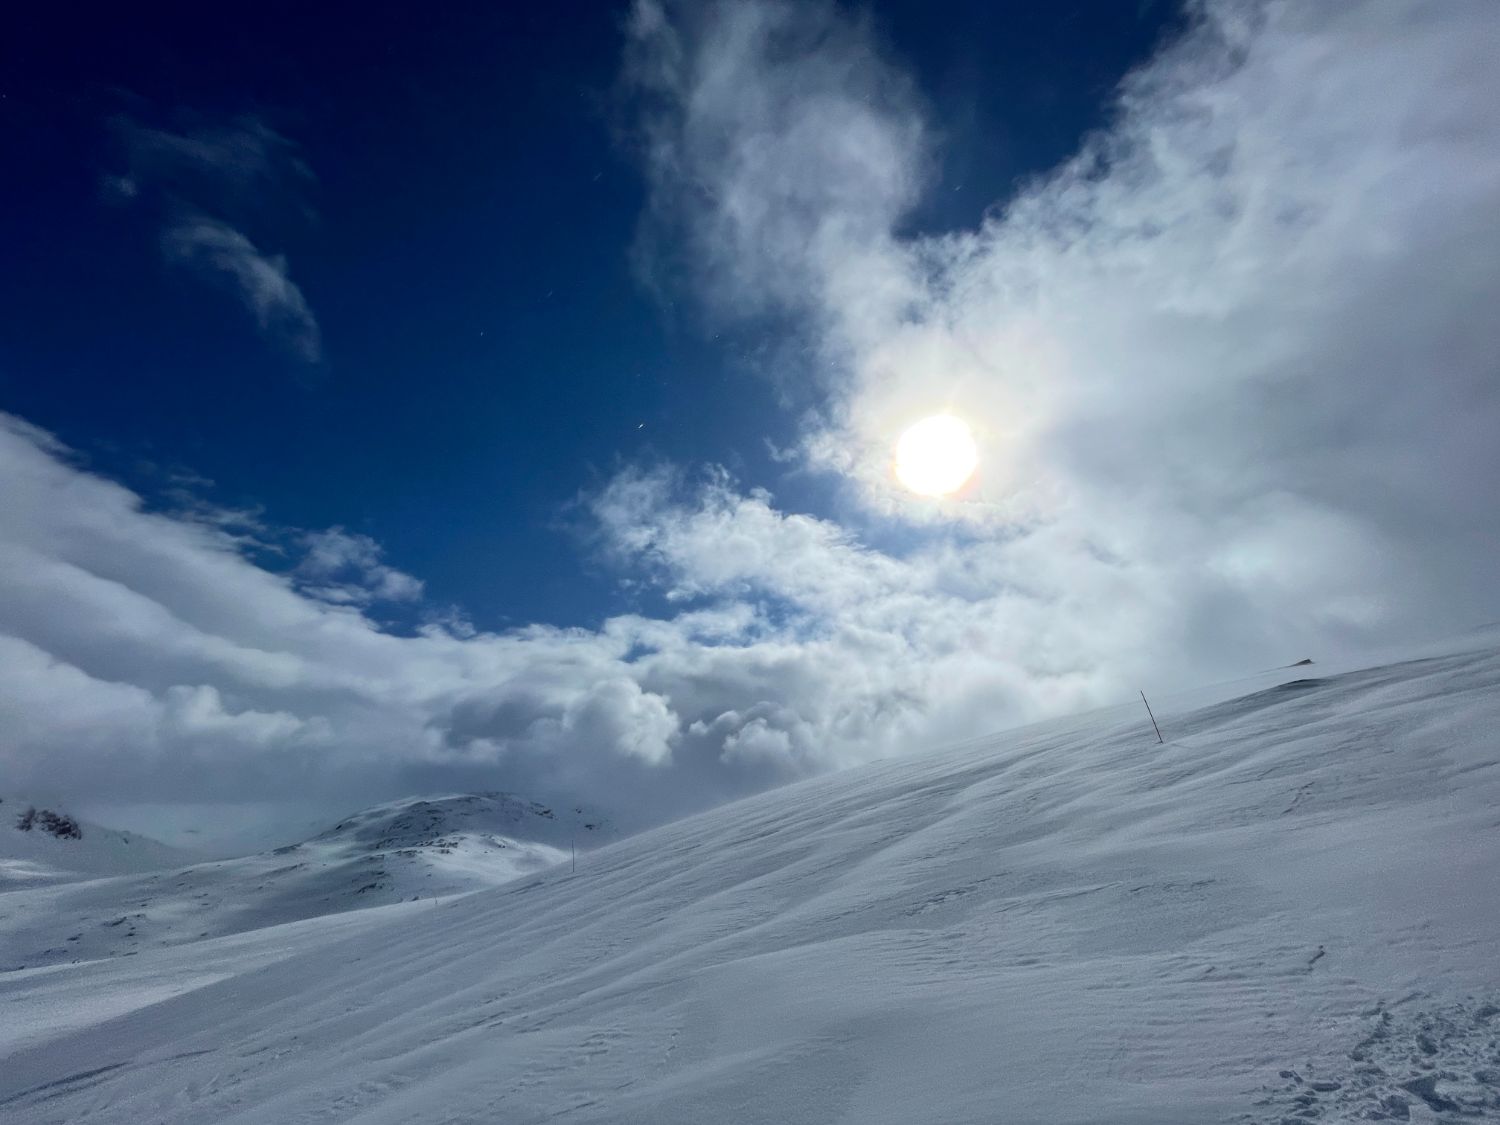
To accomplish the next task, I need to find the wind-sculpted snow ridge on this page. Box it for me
[0,794,573,972]
[2,643,1498,1123]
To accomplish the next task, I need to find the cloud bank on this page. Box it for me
[0,416,1128,834]
[4,0,1498,839]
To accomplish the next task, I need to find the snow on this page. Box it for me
[0,802,197,889]
[2,640,1498,1123]
[0,794,572,971]
[0,905,422,1056]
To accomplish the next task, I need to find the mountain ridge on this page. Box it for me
[0,792,606,971]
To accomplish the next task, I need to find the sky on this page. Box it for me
[2,1,1497,849]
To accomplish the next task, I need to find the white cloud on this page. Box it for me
[297,527,424,605]
[624,0,929,319]
[624,0,1500,638]
[162,216,322,362]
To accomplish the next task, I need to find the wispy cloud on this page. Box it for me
[296,527,423,605]
[161,215,322,362]
[109,114,312,222]
[109,114,322,362]
[623,0,929,320]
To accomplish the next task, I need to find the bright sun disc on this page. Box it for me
[894,414,978,496]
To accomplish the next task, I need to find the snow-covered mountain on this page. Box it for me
[0,793,589,971]
[3,641,1498,1123]
[311,791,601,853]
[0,797,196,888]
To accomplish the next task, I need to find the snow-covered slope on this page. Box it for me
[3,643,1499,1123]
[0,798,195,889]
[0,794,572,970]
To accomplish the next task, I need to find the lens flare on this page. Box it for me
[894,414,978,496]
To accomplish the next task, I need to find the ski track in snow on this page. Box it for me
[2,640,1498,1123]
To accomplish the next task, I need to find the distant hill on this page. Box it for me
[310,791,604,852]
[0,792,605,970]
[0,796,197,889]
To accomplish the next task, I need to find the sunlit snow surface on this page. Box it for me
[3,638,1498,1123]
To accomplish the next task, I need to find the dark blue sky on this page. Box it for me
[1,1,1177,632]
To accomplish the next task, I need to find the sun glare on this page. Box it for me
[894,414,978,497]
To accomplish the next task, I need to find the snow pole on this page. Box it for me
[1140,690,1164,744]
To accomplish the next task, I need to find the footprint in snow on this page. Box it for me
[1247,997,1500,1122]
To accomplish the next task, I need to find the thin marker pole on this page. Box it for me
[1140,690,1164,744]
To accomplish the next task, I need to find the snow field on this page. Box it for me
[2,643,1497,1122]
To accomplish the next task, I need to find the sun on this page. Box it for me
[894,414,978,496]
